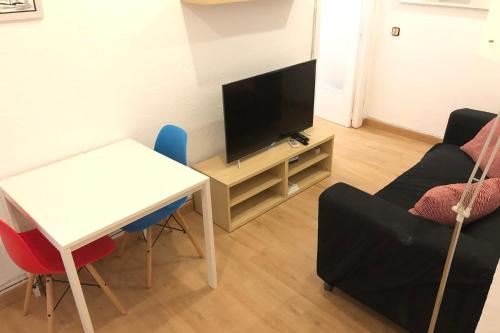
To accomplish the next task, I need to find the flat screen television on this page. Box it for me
[222,60,316,163]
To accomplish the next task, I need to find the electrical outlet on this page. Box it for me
[392,27,400,37]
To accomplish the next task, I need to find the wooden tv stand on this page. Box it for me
[193,127,334,232]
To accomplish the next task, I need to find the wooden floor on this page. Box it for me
[0,118,433,333]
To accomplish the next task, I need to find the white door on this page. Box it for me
[315,0,365,127]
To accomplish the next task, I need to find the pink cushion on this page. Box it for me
[461,118,500,178]
[409,178,500,225]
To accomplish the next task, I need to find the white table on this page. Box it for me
[0,139,217,333]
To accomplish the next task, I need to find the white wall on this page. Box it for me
[0,0,314,289]
[366,0,500,137]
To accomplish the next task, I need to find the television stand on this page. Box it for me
[192,127,334,232]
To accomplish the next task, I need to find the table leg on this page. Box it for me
[60,249,94,333]
[200,182,217,289]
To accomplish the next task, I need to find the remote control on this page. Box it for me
[292,135,309,146]
[292,132,310,143]
[291,133,309,145]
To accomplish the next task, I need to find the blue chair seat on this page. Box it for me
[122,197,186,233]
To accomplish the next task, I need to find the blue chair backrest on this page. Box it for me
[154,125,187,165]
[121,125,189,233]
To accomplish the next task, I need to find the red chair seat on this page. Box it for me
[19,229,116,274]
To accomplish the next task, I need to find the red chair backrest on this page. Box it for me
[0,220,47,274]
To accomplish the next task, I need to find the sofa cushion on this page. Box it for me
[375,143,479,210]
[461,117,500,178]
[409,178,500,225]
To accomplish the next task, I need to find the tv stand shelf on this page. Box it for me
[193,127,334,232]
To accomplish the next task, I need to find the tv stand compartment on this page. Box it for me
[193,127,334,232]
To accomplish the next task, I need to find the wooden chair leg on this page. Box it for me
[162,217,172,233]
[118,232,129,257]
[46,275,54,333]
[85,264,127,314]
[146,227,153,288]
[173,211,204,258]
[23,273,35,316]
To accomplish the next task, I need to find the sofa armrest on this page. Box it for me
[317,183,498,332]
[443,108,496,146]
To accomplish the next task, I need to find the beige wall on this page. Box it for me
[366,0,500,137]
[0,0,315,288]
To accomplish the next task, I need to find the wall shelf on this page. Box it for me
[399,0,489,10]
[181,0,254,5]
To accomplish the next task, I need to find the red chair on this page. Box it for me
[0,220,126,333]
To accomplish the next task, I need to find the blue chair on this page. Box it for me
[119,125,204,288]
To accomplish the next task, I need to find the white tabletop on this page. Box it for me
[0,139,209,250]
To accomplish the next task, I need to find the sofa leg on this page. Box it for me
[324,282,334,292]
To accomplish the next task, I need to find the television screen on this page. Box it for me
[222,60,316,163]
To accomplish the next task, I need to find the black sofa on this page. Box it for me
[317,109,499,333]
